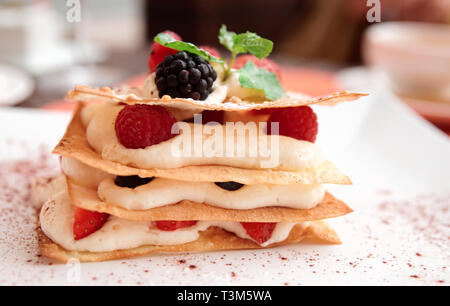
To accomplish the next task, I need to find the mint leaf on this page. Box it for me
[218,25,273,60]
[233,32,273,59]
[154,33,224,64]
[218,25,274,80]
[218,25,236,51]
[238,61,285,100]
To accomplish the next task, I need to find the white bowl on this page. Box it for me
[363,22,450,99]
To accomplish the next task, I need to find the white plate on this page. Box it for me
[0,63,34,106]
[0,86,449,285]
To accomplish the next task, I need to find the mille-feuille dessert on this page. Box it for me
[34,25,365,262]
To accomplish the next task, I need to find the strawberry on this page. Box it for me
[73,207,109,240]
[148,30,182,72]
[241,222,277,245]
[155,220,198,231]
[232,54,281,81]
[199,45,221,58]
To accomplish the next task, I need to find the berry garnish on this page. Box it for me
[73,207,109,240]
[201,110,224,124]
[266,106,318,143]
[155,51,217,100]
[115,104,178,149]
[233,54,281,81]
[199,46,221,58]
[148,31,182,72]
[241,222,276,245]
[214,181,244,191]
[155,220,198,231]
[114,176,154,188]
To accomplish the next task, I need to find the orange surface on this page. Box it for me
[41,67,339,112]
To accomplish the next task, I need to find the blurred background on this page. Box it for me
[0,0,449,132]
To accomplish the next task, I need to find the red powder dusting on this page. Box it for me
[0,142,59,283]
[377,195,450,250]
[377,189,393,196]
[0,146,57,211]
[1,139,448,285]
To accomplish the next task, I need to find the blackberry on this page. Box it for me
[114,176,154,189]
[155,51,217,100]
[214,181,244,191]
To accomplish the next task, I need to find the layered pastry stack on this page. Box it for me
[33,27,365,262]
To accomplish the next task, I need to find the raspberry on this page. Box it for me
[233,54,281,81]
[266,106,318,143]
[115,104,178,149]
[199,45,221,58]
[156,51,217,100]
[148,31,182,72]
[201,110,224,124]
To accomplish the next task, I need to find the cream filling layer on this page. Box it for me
[40,188,305,252]
[225,70,266,100]
[61,156,113,189]
[97,177,325,210]
[81,102,325,171]
[61,157,325,210]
